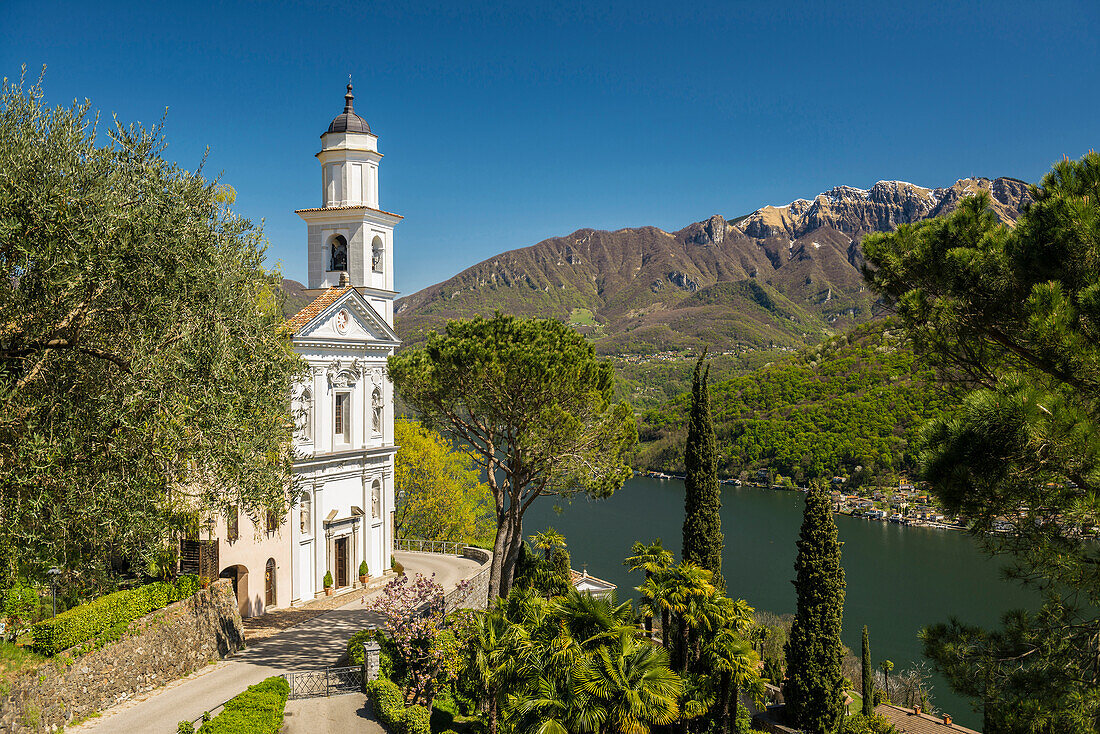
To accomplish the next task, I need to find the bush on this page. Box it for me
[2,581,39,642]
[197,676,288,734]
[401,704,431,734]
[323,570,333,589]
[347,629,395,681]
[177,721,195,734]
[366,678,405,728]
[359,560,369,577]
[30,576,199,655]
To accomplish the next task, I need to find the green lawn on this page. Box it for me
[568,307,598,326]
[0,642,46,682]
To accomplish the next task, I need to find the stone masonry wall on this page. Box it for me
[442,547,491,614]
[0,579,243,733]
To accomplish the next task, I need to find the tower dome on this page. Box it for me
[325,84,371,135]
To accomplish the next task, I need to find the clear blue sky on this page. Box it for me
[4,1,1098,295]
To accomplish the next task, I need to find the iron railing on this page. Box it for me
[394,538,467,555]
[284,666,362,700]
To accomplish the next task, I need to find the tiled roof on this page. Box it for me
[295,204,403,219]
[285,286,353,334]
[876,704,981,734]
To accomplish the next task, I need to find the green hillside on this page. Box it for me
[635,321,952,481]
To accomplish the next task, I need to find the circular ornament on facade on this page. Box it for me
[335,309,350,333]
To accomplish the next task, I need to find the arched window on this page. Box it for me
[329,235,348,272]
[371,236,384,273]
[300,389,313,441]
[372,387,383,434]
[300,492,311,534]
[372,479,381,519]
[265,558,276,607]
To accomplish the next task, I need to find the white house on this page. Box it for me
[215,84,401,615]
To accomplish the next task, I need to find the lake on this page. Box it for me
[524,476,1039,729]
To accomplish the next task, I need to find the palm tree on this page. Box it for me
[703,627,762,734]
[664,562,715,675]
[466,601,528,734]
[531,528,567,561]
[625,539,674,638]
[880,659,894,702]
[573,633,683,734]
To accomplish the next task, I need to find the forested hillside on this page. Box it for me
[635,322,952,481]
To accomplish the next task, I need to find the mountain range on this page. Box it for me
[284,176,1031,355]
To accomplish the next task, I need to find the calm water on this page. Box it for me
[524,476,1040,729]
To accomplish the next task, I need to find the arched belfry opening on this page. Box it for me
[329,235,348,272]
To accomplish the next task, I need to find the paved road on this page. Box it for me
[73,552,483,734]
[283,692,384,733]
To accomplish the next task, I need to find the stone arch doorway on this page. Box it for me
[219,564,249,617]
[265,558,277,608]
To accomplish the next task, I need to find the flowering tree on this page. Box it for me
[368,573,464,708]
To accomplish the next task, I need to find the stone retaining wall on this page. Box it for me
[441,547,492,613]
[0,579,243,733]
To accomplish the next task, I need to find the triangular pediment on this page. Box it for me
[292,288,399,345]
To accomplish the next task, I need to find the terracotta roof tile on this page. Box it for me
[285,286,353,334]
[294,204,403,219]
[875,704,981,734]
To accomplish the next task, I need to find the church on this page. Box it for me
[212,85,400,617]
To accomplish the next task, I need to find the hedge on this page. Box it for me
[31,575,199,655]
[196,676,289,734]
[365,678,430,734]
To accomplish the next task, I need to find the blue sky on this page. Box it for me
[4,1,1098,294]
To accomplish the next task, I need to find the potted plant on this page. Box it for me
[199,575,210,589]
[323,570,334,595]
[358,561,369,585]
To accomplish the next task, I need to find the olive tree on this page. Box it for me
[0,72,305,594]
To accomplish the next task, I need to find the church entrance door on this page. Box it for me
[335,537,348,588]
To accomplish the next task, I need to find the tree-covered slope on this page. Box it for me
[635,322,952,480]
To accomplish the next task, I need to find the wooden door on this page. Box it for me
[265,558,276,607]
[335,537,348,588]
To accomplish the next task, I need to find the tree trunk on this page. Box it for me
[661,609,670,648]
[718,671,731,734]
[489,694,499,734]
[489,512,513,598]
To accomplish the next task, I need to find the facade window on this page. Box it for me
[227,506,239,542]
[334,392,351,444]
[300,389,313,441]
[329,235,348,272]
[300,493,311,534]
[371,388,383,434]
[372,480,381,519]
[372,236,384,273]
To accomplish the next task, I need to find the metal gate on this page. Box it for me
[285,666,362,699]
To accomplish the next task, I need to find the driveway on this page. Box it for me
[72,551,483,733]
[283,692,384,733]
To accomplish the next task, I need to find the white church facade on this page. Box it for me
[213,85,400,616]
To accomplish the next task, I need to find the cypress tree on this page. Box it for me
[862,625,873,716]
[783,483,846,734]
[681,352,723,588]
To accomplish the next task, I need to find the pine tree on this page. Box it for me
[862,625,873,716]
[682,351,723,588]
[783,483,846,734]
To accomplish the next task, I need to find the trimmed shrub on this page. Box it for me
[323,570,333,589]
[365,678,433,734]
[30,576,199,655]
[401,704,430,734]
[366,678,405,729]
[197,676,288,734]
[359,560,369,577]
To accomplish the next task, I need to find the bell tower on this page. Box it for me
[297,84,401,310]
